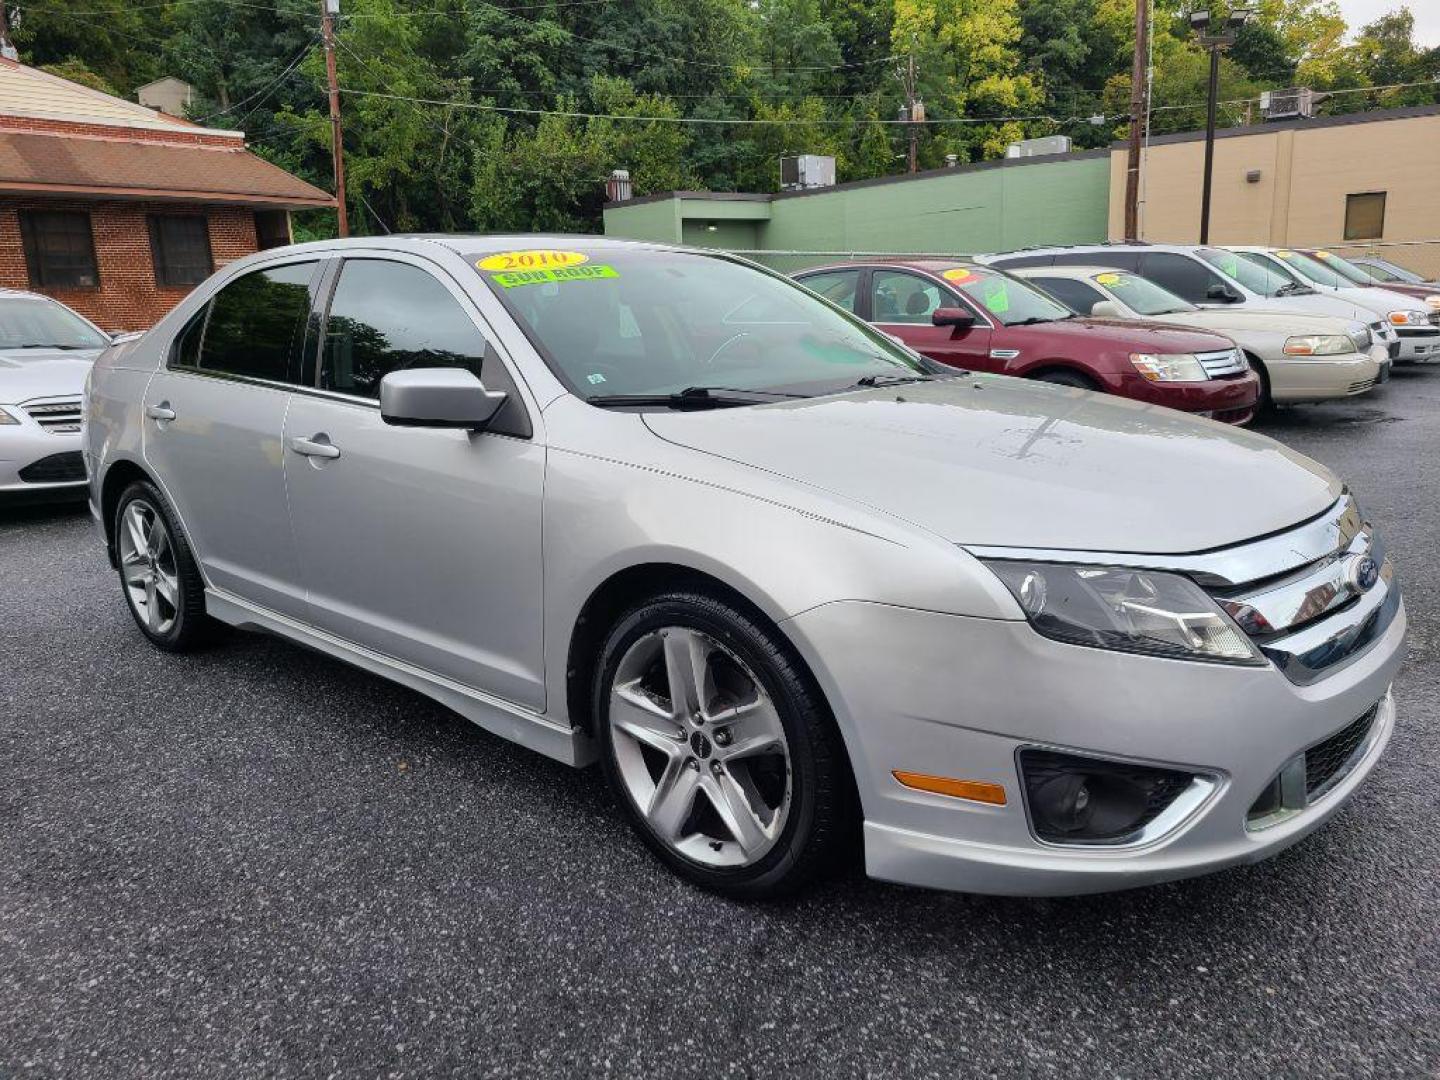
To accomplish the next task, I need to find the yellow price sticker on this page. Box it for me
[1095,272,1122,285]
[1275,249,1295,259]
[1315,250,1334,259]
[477,249,589,273]
[941,267,976,283]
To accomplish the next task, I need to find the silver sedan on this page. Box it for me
[83,237,1405,898]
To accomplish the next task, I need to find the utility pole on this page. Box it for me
[1190,7,1251,245]
[896,45,922,174]
[319,0,348,237]
[1122,0,1150,240]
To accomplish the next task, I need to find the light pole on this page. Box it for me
[1189,7,1251,244]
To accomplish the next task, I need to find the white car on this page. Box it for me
[1013,265,1388,406]
[1225,246,1439,363]
[0,290,112,500]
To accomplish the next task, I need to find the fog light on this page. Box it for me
[1020,749,1195,844]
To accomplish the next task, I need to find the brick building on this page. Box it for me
[0,59,334,331]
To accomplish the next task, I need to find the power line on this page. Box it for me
[195,40,315,122]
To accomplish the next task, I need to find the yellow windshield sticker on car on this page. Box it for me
[1095,272,1123,285]
[492,264,619,288]
[477,249,589,273]
[941,267,976,283]
[1315,250,1334,259]
[982,279,1011,314]
[1275,249,1295,259]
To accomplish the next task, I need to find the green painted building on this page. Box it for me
[602,150,1112,270]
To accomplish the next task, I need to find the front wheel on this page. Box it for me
[1034,369,1097,390]
[114,480,213,651]
[594,591,852,899]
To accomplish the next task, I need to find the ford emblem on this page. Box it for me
[1346,555,1380,593]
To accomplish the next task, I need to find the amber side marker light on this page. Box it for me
[893,771,1007,806]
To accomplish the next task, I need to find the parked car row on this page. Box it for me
[75,235,1405,900]
[791,243,1440,422]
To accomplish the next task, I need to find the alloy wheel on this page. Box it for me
[608,627,792,868]
[117,499,180,636]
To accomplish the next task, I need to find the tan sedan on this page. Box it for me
[1015,265,1388,407]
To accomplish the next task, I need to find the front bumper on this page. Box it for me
[783,592,1405,896]
[1268,351,1382,402]
[1113,371,1260,424]
[0,411,87,497]
[1394,326,1440,362]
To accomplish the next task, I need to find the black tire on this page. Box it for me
[593,590,853,899]
[1034,369,1097,390]
[1249,356,1275,414]
[114,479,214,652]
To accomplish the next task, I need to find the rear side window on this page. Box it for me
[195,261,318,382]
[1033,277,1105,314]
[797,269,861,313]
[1137,253,1224,303]
[320,259,490,399]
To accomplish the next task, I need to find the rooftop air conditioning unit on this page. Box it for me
[1260,88,1316,121]
[780,154,836,191]
[1004,135,1073,159]
[605,169,632,203]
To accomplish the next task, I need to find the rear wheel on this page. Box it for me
[594,591,851,899]
[114,480,213,651]
[1034,369,1097,390]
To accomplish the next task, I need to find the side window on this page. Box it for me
[1138,253,1222,303]
[321,259,490,399]
[797,269,861,313]
[170,303,209,369]
[197,261,317,382]
[871,270,943,324]
[1034,277,1105,314]
[1053,251,1140,271]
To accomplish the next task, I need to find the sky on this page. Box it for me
[1334,0,1440,46]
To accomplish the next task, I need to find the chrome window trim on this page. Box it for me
[966,493,1358,588]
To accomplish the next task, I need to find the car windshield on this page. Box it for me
[942,266,1074,326]
[1196,248,1301,297]
[0,297,108,350]
[474,247,931,403]
[1306,250,1385,286]
[1093,271,1194,315]
[1362,259,1425,285]
[1356,261,1403,283]
[1268,249,1352,288]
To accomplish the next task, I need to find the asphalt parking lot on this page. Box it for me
[2,373,1437,1079]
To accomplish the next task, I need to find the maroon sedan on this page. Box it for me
[795,260,1261,424]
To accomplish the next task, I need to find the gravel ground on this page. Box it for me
[1,371,1437,1079]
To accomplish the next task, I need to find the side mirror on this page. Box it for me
[379,367,507,429]
[932,307,976,328]
[1205,284,1241,303]
[1089,300,1123,319]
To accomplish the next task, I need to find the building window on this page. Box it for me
[254,210,291,250]
[1344,192,1386,241]
[18,210,99,288]
[149,215,214,287]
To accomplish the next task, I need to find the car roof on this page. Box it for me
[239,233,721,262]
[796,258,981,275]
[1010,265,1130,279]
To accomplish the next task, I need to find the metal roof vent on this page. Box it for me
[1004,135,1073,159]
[780,155,835,191]
[605,169,632,203]
[1260,88,1317,121]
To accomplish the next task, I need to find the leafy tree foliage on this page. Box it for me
[9,0,1435,234]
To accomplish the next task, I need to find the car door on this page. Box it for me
[1029,276,1110,317]
[282,254,546,710]
[141,257,321,618]
[869,268,993,369]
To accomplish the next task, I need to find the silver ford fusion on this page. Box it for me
[83,236,1405,898]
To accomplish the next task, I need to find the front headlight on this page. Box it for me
[0,406,19,426]
[1388,310,1428,326]
[1283,334,1354,356]
[1128,352,1209,382]
[983,560,1262,665]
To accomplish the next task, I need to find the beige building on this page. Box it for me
[136,76,194,119]
[1109,104,1440,279]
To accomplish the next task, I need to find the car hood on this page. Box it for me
[643,377,1339,553]
[1147,307,1360,337]
[1007,317,1231,352]
[0,348,100,404]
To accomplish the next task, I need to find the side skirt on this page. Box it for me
[205,588,596,767]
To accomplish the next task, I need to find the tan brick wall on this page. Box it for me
[0,197,260,331]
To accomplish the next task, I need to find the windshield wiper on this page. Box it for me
[1276,283,1315,296]
[15,342,89,350]
[1006,316,1060,326]
[853,372,937,388]
[587,386,794,410]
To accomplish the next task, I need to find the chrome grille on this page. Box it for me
[1195,348,1247,378]
[21,398,82,434]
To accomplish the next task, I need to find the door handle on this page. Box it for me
[145,403,176,422]
[290,435,341,460]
